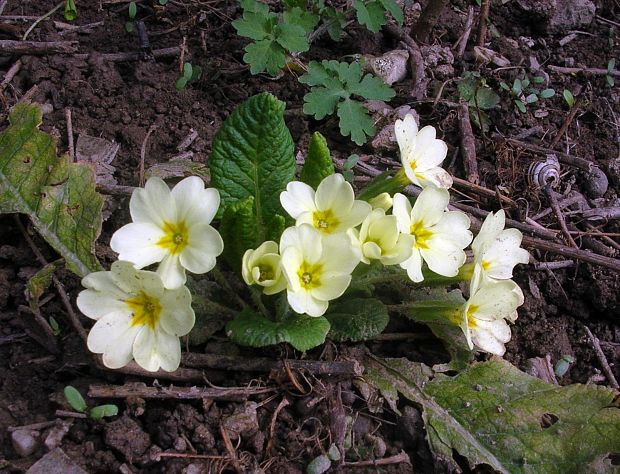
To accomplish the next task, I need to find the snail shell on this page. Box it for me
[528,155,560,188]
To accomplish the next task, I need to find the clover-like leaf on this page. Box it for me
[0,103,103,277]
[353,0,387,33]
[243,39,287,76]
[325,298,388,342]
[274,22,309,53]
[210,93,295,243]
[283,7,319,34]
[337,99,376,145]
[300,132,334,189]
[226,309,330,351]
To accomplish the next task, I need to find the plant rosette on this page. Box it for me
[110,176,224,289]
[242,240,288,295]
[280,173,372,236]
[393,188,472,282]
[279,224,361,317]
[76,261,195,371]
[395,114,452,189]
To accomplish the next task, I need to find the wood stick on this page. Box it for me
[549,99,582,149]
[533,260,574,270]
[458,102,479,184]
[548,65,620,78]
[583,326,619,389]
[414,0,450,43]
[476,0,490,47]
[182,353,363,376]
[65,108,75,162]
[99,360,207,383]
[88,383,275,401]
[455,6,475,58]
[0,60,21,91]
[0,40,78,55]
[504,138,595,171]
[544,185,578,248]
[73,46,179,62]
[344,450,411,468]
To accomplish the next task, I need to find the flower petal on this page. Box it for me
[311,272,351,301]
[395,114,418,158]
[81,270,127,300]
[414,127,448,169]
[133,326,181,372]
[181,224,223,274]
[110,222,167,268]
[281,246,303,292]
[421,246,466,277]
[411,187,449,227]
[401,249,423,282]
[280,181,316,219]
[88,311,140,368]
[315,174,353,211]
[472,210,505,256]
[130,177,177,226]
[469,279,523,321]
[280,224,322,264]
[111,261,165,298]
[156,254,186,289]
[321,232,360,274]
[77,288,129,321]
[159,286,195,336]
[171,177,220,224]
[392,193,412,233]
[415,167,453,189]
[338,200,372,230]
[287,289,328,317]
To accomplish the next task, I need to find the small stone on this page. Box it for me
[363,49,409,85]
[11,429,39,457]
[43,421,72,450]
[173,437,187,452]
[583,167,609,198]
[192,424,215,450]
[548,0,595,33]
[26,448,87,474]
[104,416,151,461]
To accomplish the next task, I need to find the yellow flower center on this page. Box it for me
[409,220,434,249]
[157,220,189,255]
[481,259,491,271]
[126,291,162,329]
[258,265,274,282]
[312,209,339,234]
[466,304,479,328]
[297,260,323,289]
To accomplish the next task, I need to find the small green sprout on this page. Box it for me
[606,59,615,87]
[49,316,61,336]
[343,154,359,182]
[457,71,500,131]
[63,385,119,420]
[562,89,575,108]
[125,1,137,33]
[159,0,169,4]
[554,355,575,377]
[64,0,77,21]
[500,75,555,114]
[176,62,203,90]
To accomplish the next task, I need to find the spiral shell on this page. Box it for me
[528,155,560,188]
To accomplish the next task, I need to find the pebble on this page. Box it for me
[583,167,609,198]
[11,429,39,457]
[26,448,87,474]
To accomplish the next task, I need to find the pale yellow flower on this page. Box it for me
[242,241,287,295]
[355,209,413,265]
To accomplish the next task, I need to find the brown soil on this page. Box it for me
[1,0,620,472]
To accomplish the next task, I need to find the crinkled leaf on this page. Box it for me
[0,103,103,277]
[90,404,118,419]
[226,309,330,351]
[337,99,375,145]
[325,298,388,342]
[474,87,500,109]
[425,358,620,473]
[63,386,87,413]
[25,261,57,314]
[210,93,295,243]
[300,132,334,188]
[283,7,319,34]
[275,22,310,52]
[299,60,338,87]
[364,356,507,472]
[353,0,386,33]
[321,7,346,41]
[219,196,257,271]
[266,213,286,242]
[243,38,286,75]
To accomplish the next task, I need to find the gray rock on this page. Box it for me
[26,448,87,474]
[516,0,557,18]
[11,429,39,457]
[583,167,609,198]
[548,0,595,33]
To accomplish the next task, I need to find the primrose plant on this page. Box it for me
[76,92,529,373]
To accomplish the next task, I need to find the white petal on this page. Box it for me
[472,210,505,256]
[280,181,316,219]
[171,177,220,224]
[363,241,383,261]
[132,326,181,372]
[280,224,322,263]
[315,174,353,211]
[432,211,473,248]
[321,232,360,274]
[81,270,127,300]
[180,224,223,274]
[338,200,372,230]
[392,193,412,233]
[411,187,449,227]
[414,129,448,170]
[471,327,507,355]
[110,222,167,268]
[157,254,186,289]
[159,286,195,336]
[380,234,414,265]
[395,114,418,158]
[88,311,140,369]
[312,272,351,301]
[287,289,328,317]
[469,279,523,321]
[422,247,466,277]
[482,229,529,279]
[77,288,129,321]
[130,177,176,226]
[111,261,165,298]
[281,246,303,292]
[401,250,424,282]
[415,167,453,189]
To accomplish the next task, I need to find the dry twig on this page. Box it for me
[543,185,578,248]
[458,102,479,184]
[65,108,75,162]
[344,450,411,468]
[476,0,490,47]
[583,326,619,389]
[414,0,450,43]
[455,6,475,58]
[88,383,275,401]
[0,40,78,54]
[139,125,157,187]
[548,64,620,77]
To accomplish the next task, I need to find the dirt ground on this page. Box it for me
[1,0,620,472]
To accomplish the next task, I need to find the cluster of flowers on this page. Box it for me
[76,113,529,372]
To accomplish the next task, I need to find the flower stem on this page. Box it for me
[250,288,270,318]
[356,168,410,202]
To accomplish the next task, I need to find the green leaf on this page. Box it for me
[219,196,257,271]
[266,213,286,242]
[539,88,555,99]
[190,65,202,82]
[125,21,134,33]
[243,38,287,75]
[337,99,375,145]
[183,62,193,79]
[283,7,319,34]
[302,87,344,120]
[210,93,295,243]
[424,358,620,473]
[128,1,137,19]
[380,0,403,25]
[175,76,188,90]
[525,93,538,104]
[354,0,386,33]
[514,99,526,113]
[608,58,615,73]
[90,404,119,419]
[63,386,87,413]
[606,75,615,87]
[64,0,77,21]
[0,103,103,277]
[322,7,346,41]
[458,77,477,101]
[26,262,57,314]
[562,89,575,107]
[226,309,330,351]
[474,87,500,109]
[325,298,389,342]
[300,132,334,188]
[348,73,395,100]
[274,22,310,52]
[232,11,275,41]
[240,0,270,14]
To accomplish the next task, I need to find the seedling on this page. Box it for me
[64,0,77,21]
[64,386,118,420]
[500,75,555,113]
[159,0,169,4]
[49,316,61,336]
[554,354,575,377]
[342,154,359,182]
[606,59,615,87]
[176,62,202,91]
[457,71,500,131]
[562,89,575,108]
[125,1,137,33]
[300,60,395,144]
